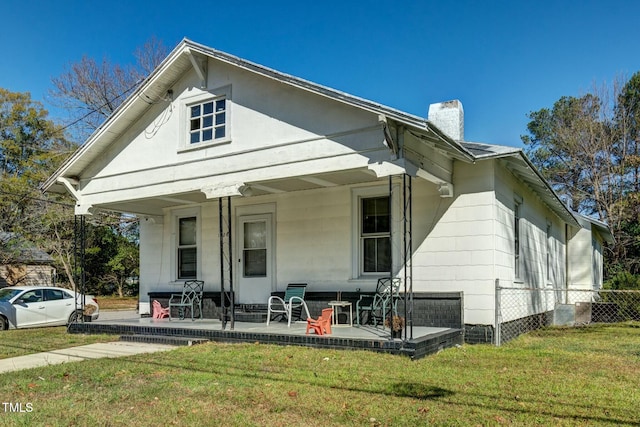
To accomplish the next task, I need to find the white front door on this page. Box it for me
[238,214,274,303]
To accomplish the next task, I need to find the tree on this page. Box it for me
[49,36,168,142]
[611,72,640,274]
[0,88,76,254]
[105,236,139,297]
[44,38,165,294]
[522,75,640,277]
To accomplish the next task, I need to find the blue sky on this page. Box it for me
[2,0,640,147]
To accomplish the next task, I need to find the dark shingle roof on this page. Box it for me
[0,232,54,264]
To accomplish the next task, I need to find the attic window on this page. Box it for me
[189,98,226,144]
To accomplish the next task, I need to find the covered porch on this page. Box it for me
[69,313,463,359]
[77,163,435,326]
[68,160,463,354]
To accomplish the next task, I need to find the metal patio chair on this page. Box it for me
[356,277,401,327]
[266,283,311,327]
[169,280,204,321]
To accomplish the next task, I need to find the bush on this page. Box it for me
[603,271,640,320]
[605,271,640,290]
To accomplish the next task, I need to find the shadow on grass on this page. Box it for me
[389,383,453,400]
[98,351,637,426]
[4,345,638,426]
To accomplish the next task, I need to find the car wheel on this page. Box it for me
[68,310,81,324]
[0,316,8,330]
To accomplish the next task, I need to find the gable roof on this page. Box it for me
[41,38,612,238]
[0,232,54,265]
[461,141,616,237]
[575,214,615,244]
[42,38,473,192]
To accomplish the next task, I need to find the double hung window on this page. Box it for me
[178,217,197,279]
[361,196,391,273]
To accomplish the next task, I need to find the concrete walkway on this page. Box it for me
[0,341,176,373]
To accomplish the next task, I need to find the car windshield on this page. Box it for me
[0,288,23,302]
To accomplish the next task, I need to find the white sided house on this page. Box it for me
[44,39,612,343]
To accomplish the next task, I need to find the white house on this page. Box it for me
[44,39,612,342]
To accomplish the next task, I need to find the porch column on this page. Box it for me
[402,174,413,340]
[219,197,234,330]
[73,214,87,322]
[390,174,414,341]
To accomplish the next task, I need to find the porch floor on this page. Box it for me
[69,313,463,359]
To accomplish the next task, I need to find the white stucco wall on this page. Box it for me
[410,160,496,325]
[138,181,396,310]
[138,155,577,325]
[567,217,606,292]
[493,163,567,321]
[77,59,387,211]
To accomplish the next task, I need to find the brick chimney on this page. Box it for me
[428,100,464,141]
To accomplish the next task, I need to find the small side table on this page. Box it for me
[328,301,353,327]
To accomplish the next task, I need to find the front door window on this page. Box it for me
[243,220,267,277]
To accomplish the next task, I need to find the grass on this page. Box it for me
[0,327,118,359]
[0,323,638,426]
[95,295,138,310]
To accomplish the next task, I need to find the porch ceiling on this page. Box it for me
[244,168,378,196]
[93,168,382,217]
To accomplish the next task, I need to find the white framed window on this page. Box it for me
[546,221,552,282]
[189,98,226,144]
[179,86,231,151]
[361,196,391,273]
[178,216,197,279]
[514,195,523,280]
[171,207,201,281]
[352,187,394,278]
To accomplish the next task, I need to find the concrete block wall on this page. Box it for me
[303,291,464,329]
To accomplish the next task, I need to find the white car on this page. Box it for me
[0,286,99,330]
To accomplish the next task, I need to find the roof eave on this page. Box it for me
[43,38,196,192]
[183,40,475,162]
[487,149,580,226]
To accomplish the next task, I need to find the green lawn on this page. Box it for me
[0,323,638,426]
[0,327,117,359]
[94,295,138,310]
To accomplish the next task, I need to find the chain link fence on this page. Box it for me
[495,284,640,346]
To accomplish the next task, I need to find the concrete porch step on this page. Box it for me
[119,334,209,346]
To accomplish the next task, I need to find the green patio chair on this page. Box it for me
[266,283,310,327]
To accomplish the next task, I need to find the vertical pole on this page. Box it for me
[73,215,77,294]
[409,176,413,340]
[402,174,407,341]
[228,196,234,330]
[80,215,86,322]
[73,215,78,323]
[389,175,393,340]
[495,278,501,346]
[402,174,413,341]
[219,198,226,329]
